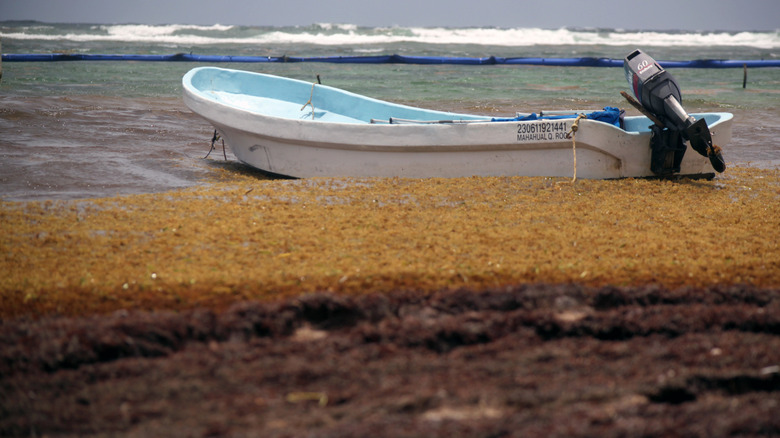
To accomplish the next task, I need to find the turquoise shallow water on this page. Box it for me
[3,57,779,110]
[1,22,779,200]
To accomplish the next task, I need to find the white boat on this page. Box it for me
[182,66,732,179]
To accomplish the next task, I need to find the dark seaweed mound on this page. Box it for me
[2,284,778,437]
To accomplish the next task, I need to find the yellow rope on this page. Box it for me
[567,114,587,183]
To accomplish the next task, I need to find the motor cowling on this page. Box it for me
[624,50,688,130]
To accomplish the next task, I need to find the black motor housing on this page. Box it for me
[624,49,686,130]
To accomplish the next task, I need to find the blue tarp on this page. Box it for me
[492,106,622,126]
[2,53,779,68]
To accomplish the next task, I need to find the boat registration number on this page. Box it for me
[516,121,570,143]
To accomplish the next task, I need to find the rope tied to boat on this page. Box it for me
[567,114,587,183]
[204,129,226,160]
[301,83,316,119]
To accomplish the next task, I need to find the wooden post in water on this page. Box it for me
[743,63,747,89]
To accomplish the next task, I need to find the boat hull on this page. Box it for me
[182,67,733,179]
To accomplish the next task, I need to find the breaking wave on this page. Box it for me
[2,22,778,49]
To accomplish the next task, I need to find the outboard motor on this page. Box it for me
[623,49,725,174]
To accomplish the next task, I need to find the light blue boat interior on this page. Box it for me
[621,113,731,133]
[184,67,732,132]
[185,67,488,124]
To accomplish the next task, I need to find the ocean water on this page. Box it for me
[1,22,779,200]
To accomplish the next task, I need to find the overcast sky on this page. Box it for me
[1,0,777,31]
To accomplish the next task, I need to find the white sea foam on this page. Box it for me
[0,31,224,45]
[313,23,359,32]
[99,23,235,35]
[1,24,778,49]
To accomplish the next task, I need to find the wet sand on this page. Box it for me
[1,166,779,436]
[2,94,779,202]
